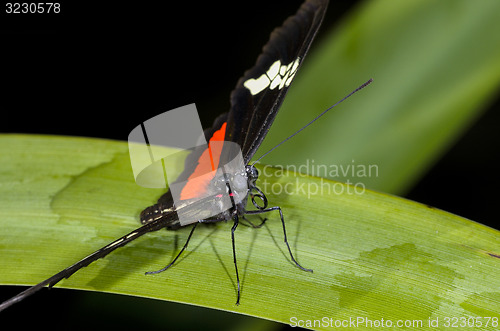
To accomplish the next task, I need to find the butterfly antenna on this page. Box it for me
[252,78,373,165]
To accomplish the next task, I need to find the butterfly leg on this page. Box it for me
[245,207,313,273]
[191,214,243,305]
[231,215,241,305]
[145,222,199,275]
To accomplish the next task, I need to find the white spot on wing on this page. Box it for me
[270,75,282,89]
[244,75,271,95]
[266,60,281,80]
[243,57,301,95]
[279,65,286,76]
[279,70,290,89]
[291,58,300,74]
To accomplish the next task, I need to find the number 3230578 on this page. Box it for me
[6,3,61,14]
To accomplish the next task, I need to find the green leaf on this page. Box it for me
[1,135,499,328]
[260,0,500,194]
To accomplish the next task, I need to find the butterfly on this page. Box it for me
[0,0,330,310]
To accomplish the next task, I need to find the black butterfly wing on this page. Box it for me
[161,0,328,190]
[225,0,329,163]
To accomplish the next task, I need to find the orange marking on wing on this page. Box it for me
[180,122,227,200]
[208,142,216,171]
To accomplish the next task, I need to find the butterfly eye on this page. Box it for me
[246,165,259,180]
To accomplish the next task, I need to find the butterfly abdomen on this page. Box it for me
[140,204,181,230]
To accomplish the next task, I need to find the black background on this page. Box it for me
[1,0,499,329]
